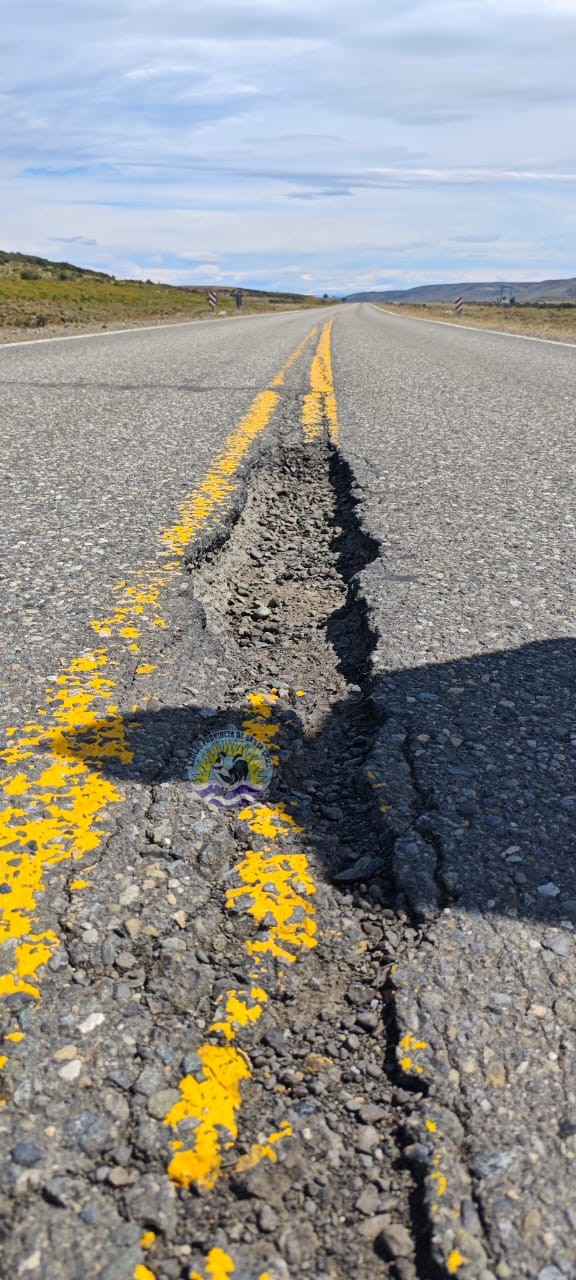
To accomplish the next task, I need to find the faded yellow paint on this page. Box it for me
[140,1232,156,1249]
[234,1120,293,1173]
[70,879,89,890]
[447,1249,467,1273]
[302,321,339,443]
[134,1267,156,1280]
[400,1035,428,1051]
[210,988,268,1041]
[241,717,279,744]
[165,692,318,1194]
[6,1031,23,1043]
[425,1119,437,1133]
[135,664,157,675]
[399,1032,428,1075]
[431,1169,447,1196]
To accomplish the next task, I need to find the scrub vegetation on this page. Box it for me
[0,250,332,338]
[381,301,576,343]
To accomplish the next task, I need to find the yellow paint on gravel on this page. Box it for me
[447,1249,467,1273]
[227,848,317,964]
[190,1248,275,1280]
[302,320,339,443]
[0,652,131,997]
[190,1250,235,1280]
[235,1120,292,1173]
[210,988,268,1042]
[398,1032,428,1076]
[166,1043,251,1190]
[0,328,317,1029]
[164,691,317,1193]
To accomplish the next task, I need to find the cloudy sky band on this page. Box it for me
[2,0,576,291]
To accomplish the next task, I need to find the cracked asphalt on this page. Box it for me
[0,304,575,1280]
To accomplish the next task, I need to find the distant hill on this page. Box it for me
[0,249,323,303]
[346,277,576,304]
[0,249,113,282]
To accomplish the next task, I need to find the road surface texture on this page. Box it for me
[0,304,574,1280]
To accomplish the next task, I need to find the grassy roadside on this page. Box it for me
[0,272,332,343]
[376,301,576,343]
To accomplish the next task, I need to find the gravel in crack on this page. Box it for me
[0,441,425,1280]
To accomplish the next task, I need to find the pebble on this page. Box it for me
[537,882,560,897]
[58,1059,82,1081]
[375,1220,413,1259]
[107,1167,133,1187]
[11,1142,42,1167]
[543,934,572,957]
[79,1012,105,1035]
[147,1088,182,1119]
[322,805,344,821]
[359,1103,387,1124]
[258,1204,278,1233]
[472,1150,517,1179]
[358,1213,394,1241]
[54,1044,78,1061]
[355,1125,379,1153]
[356,1010,379,1032]
[355,1184,380,1215]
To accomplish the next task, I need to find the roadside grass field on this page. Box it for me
[0,255,330,336]
[379,301,576,343]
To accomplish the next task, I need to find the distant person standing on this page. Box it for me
[235,291,243,311]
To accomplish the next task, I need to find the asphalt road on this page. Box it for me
[0,311,329,728]
[1,304,575,1280]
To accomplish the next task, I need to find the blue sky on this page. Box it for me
[2,0,576,294]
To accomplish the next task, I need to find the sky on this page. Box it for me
[1,0,576,294]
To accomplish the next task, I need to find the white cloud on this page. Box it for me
[1,0,575,290]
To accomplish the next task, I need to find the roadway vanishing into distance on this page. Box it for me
[0,305,575,1280]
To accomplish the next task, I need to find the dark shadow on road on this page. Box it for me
[45,633,576,931]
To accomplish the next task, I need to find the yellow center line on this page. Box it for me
[301,319,339,443]
[163,691,318,1195]
[0,327,317,1016]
